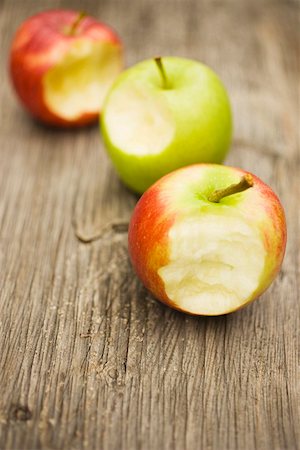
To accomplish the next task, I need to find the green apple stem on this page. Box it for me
[208,174,254,203]
[154,57,168,89]
[69,11,86,35]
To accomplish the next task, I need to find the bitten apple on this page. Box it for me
[128,164,286,316]
[9,9,123,127]
[101,57,232,193]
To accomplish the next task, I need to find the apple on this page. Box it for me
[128,164,287,316]
[9,9,123,127]
[101,57,232,193]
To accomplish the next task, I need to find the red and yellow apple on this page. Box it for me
[9,9,123,127]
[128,164,287,315]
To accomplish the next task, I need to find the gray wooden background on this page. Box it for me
[0,0,299,449]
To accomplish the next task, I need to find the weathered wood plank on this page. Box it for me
[0,0,299,449]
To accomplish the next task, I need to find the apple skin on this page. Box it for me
[128,164,287,315]
[101,57,232,193]
[9,9,123,127]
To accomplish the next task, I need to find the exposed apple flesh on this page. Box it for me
[43,40,122,121]
[128,164,287,316]
[103,82,175,155]
[158,214,266,315]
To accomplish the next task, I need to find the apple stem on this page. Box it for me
[208,174,254,203]
[154,57,168,89]
[69,11,86,36]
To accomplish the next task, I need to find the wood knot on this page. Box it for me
[10,405,32,421]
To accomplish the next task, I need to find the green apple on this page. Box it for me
[128,164,287,315]
[101,57,232,193]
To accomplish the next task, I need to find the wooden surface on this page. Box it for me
[0,0,299,449]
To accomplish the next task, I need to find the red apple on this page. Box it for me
[9,9,123,127]
[128,164,287,316]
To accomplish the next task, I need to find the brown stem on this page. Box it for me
[208,174,254,203]
[154,57,168,89]
[68,11,86,36]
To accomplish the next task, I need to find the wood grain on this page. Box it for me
[0,0,299,449]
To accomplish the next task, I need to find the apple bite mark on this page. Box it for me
[103,85,175,156]
[158,213,266,315]
[103,57,175,157]
[43,40,122,121]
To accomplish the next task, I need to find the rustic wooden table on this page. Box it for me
[0,0,299,449]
